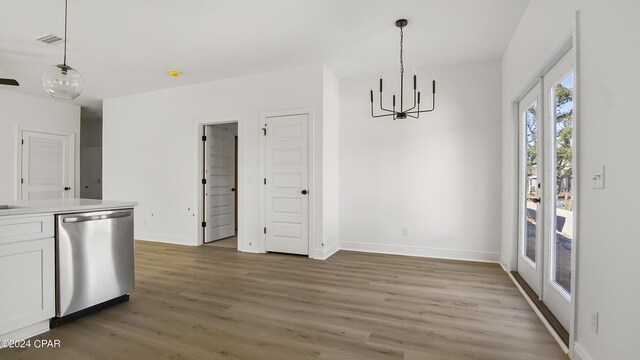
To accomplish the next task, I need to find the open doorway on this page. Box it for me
[202,122,238,249]
[80,107,103,199]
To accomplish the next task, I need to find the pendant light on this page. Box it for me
[370,19,436,120]
[42,0,84,100]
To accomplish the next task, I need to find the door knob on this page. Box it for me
[231,188,236,192]
[301,190,307,195]
[64,187,71,191]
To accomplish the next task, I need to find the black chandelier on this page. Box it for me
[370,19,436,120]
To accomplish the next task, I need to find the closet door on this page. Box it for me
[21,130,74,200]
[264,113,309,255]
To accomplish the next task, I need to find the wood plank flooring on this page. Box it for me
[206,235,237,249]
[1,241,567,360]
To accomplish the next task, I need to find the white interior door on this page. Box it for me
[517,82,544,297]
[542,50,575,329]
[21,130,74,200]
[265,113,309,255]
[204,124,236,243]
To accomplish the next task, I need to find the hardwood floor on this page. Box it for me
[206,235,237,249]
[1,241,567,360]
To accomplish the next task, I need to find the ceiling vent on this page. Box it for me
[36,34,63,45]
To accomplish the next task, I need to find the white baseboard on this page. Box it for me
[135,232,197,246]
[573,342,594,360]
[499,261,508,272]
[340,241,499,263]
[0,320,49,348]
[312,242,340,260]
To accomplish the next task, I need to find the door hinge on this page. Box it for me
[202,222,207,228]
[263,227,266,234]
[263,178,266,185]
[262,128,267,136]
[202,179,206,185]
[21,139,24,145]
[21,178,23,184]
[202,135,207,141]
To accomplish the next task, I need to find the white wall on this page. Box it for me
[339,60,503,262]
[501,1,640,359]
[0,89,80,202]
[321,66,340,257]
[103,65,338,258]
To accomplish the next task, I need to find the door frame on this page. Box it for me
[16,126,78,201]
[507,16,579,354]
[259,108,314,257]
[196,116,243,250]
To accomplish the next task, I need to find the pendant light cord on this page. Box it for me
[399,26,404,79]
[63,0,68,66]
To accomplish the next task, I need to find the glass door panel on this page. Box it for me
[525,102,539,264]
[552,73,574,296]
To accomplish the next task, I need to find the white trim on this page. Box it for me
[568,13,580,355]
[513,20,576,103]
[135,233,198,247]
[259,108,315,258]
[195,115,245,251]
[313,241,339,261]
[573,342,594,360]
[0,320,49,348]
[506,271,569,354]
[16,125,78,201]
[341,242,499,263]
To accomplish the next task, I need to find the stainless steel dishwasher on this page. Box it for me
[54,209,135,324]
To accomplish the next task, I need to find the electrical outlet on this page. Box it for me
[402,228,408,237]
[591,311,599,334]
[592,166,604,189]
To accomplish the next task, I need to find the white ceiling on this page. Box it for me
[0,0,530,114]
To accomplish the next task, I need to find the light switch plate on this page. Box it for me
[592,166,604,189]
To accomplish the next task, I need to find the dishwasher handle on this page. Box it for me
[62,210,132,224]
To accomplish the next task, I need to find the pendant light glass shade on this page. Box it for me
[43,0,84,100]
[42,64,84,100]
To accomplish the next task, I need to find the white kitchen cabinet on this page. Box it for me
[0,215,55,339]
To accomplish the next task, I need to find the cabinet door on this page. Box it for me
[0,238,55,335]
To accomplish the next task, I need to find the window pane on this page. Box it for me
[524,102,538,263]
[553,73,573,294]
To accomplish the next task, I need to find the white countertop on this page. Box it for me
[0,198,137,217]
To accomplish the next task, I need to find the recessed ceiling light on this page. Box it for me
[168,70,181,77]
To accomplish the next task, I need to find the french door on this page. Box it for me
[517,49,575,331]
